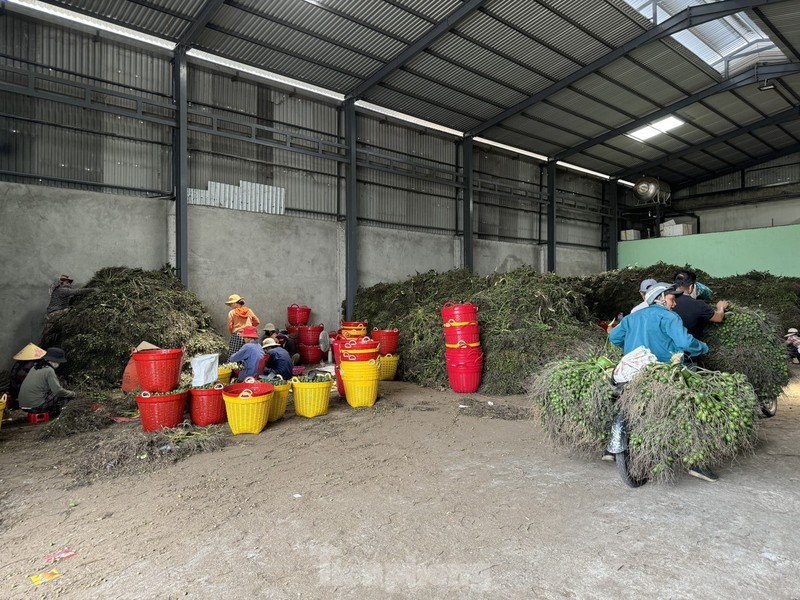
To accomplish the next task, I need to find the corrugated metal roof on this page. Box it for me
[6,0,800,190]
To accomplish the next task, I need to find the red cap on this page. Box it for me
[240,325,259,339]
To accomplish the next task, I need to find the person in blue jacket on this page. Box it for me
[261,337,294,381]
[608,282,717,483]
[228,325,265,382]
[609,282,708,363]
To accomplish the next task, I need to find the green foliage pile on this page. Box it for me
[703,307,789,406]
[707,271,800,332]
[528,356,617,450]
[352,267,609,395]
[50,266,227,386]
[582,264,800,332]
[579,262,710,321]
[620,363,759,483]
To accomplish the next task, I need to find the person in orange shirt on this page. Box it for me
[225,294,260,356]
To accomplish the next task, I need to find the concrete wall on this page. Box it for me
[1,181,608,363]
[0,182,169,361]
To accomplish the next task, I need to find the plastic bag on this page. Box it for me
[613,345,657,383]
[694,281,714,301]
[191,353,219,387]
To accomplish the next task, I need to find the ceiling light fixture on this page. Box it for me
[758,79,776,91]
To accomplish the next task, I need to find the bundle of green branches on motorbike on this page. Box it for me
[618,362,759,484]
[45,266,227,386]
[528,355,617,451]
[702,306,789,412]
[352,266,608,395]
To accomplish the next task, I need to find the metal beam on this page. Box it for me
[176,0,226,48]
[463,137,474,271]
[673,142,800,191]
[345,0,485,100]
[344,99,359,320]
[469,0,790,136]
[173,47,189,285]
[619,105,800,180]
[606,181,619,270]
[557,61,800,161]
[547,160,556,273]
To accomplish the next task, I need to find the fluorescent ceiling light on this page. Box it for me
[555,161,611,180]
[618,179,636,188]
[7,0,176,50]
[628,116,684,142]
[186,50,345,101]
[473,137,548,161]
[355,101,463,137]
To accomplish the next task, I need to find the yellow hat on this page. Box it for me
[226,294,243,305]
[14,343,46,361]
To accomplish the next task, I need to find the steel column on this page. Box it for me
[173,46,189,285]
[344,99,358,320]
[547,160,556,273]
[463,137,474,271]
[606,180,619,270]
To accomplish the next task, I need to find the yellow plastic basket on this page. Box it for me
[268,377,291,422]
[217,367,232,384]
[291,374,333,418]
[339,358,381,380]
[222,387,272,434]
[0,394,6,431]
[378,354,400,381]
[344,378,379,408]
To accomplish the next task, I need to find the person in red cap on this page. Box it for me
[227,325,265,382]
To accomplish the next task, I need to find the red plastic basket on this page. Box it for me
[298,343,324,364]
[372,329,399,355]
[287,304,311,326]
[334,366,346,397]
[441,302,478,323]
[189,385,227,426]
[136,390,188,432]
[443,322,480,344]
[447,364,482,393]
[132,349,183,393]
[297,324,325,345]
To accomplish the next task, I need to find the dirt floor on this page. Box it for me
[1,366,799,599]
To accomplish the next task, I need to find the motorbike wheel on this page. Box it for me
[760,397,777,418]
[615,449,648,488]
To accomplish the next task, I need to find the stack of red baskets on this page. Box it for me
[441,302,482,393]
[296,323,325,364]
[132,348,187,431]
[286,303,311,344]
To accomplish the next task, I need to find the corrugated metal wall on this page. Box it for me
[0,12,612,248]
[675,152,800,197]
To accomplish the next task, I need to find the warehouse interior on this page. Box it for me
[2,0,800,358]
[2,2,800,598]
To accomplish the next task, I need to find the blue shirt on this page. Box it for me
[228,342,265,381]
[609,304,708,363]
[266,347,294,381]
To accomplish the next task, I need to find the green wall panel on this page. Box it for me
[617,224,800,277]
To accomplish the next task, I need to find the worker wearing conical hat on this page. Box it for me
[225,294,260,356]
[8,343,47,410]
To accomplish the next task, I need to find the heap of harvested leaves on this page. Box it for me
[703,306,789,407]
[528,356,617,451]
[44,266,227,386]
[352,267,609,395]
[619,363,759,483]
[69,424,228,485]
[583,264,800,331]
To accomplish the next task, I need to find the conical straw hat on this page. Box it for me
[13,343,46,361]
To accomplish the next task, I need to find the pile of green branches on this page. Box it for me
[528,355,618,451]
[48,266,227,386]
[708,271,800,332]
[620,363,759,483]
[703,306,789,407]
[352,267,609,395]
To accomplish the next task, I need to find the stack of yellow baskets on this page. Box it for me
[339,358,380,408]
